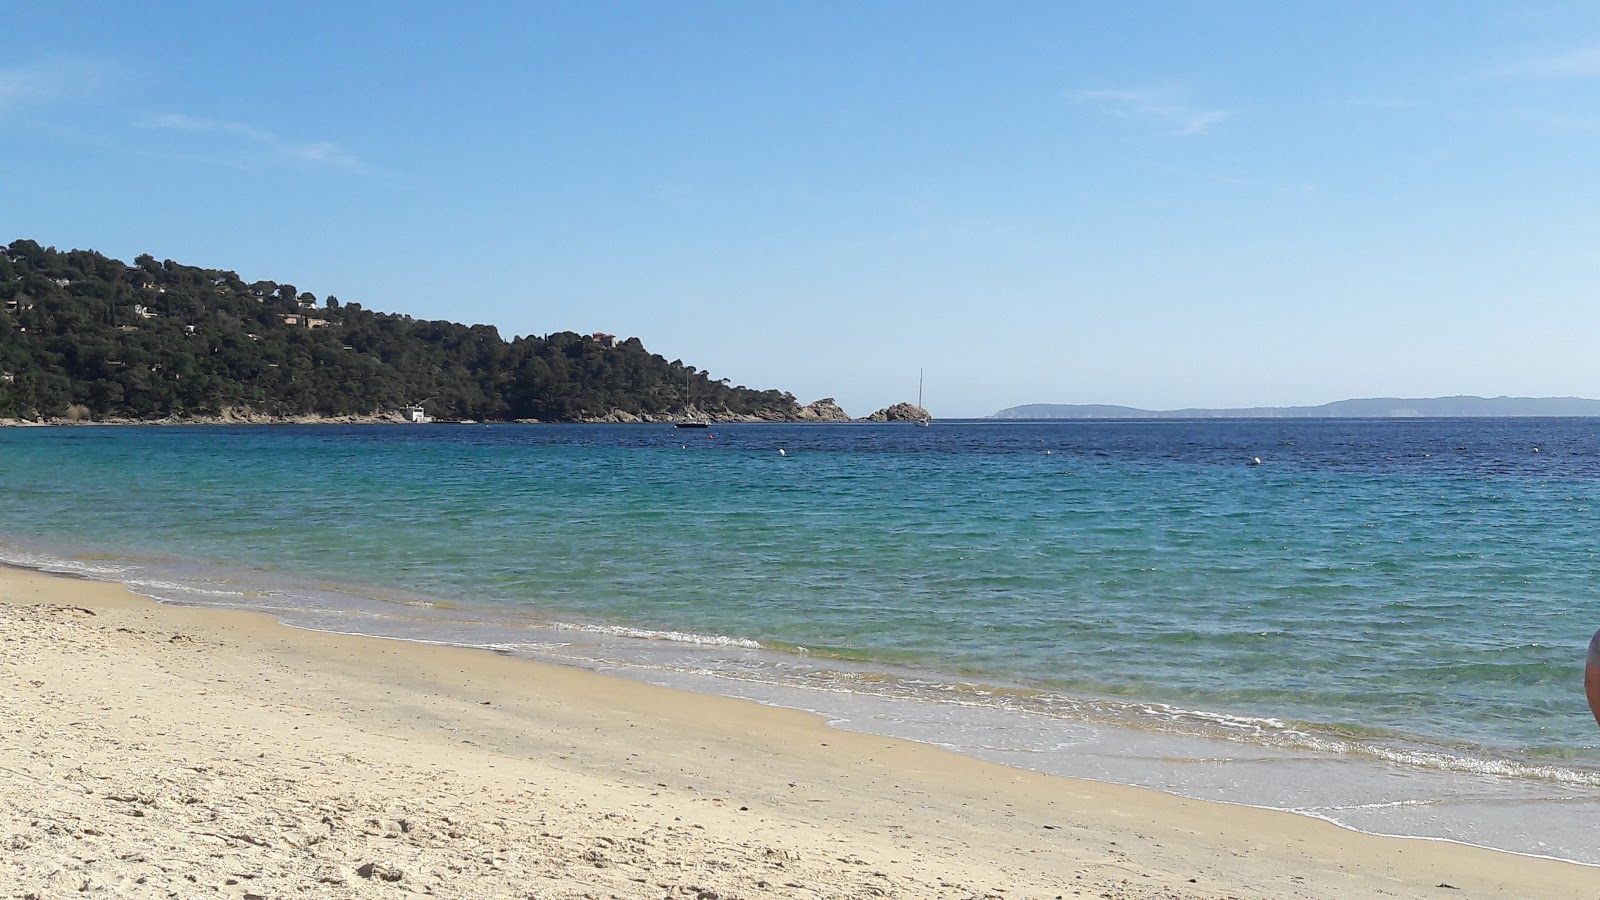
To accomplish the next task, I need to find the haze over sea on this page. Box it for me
[5,419,1600,863]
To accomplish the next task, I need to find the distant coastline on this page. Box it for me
[991,395,1600,420]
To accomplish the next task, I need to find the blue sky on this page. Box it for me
[4,2,1600,417]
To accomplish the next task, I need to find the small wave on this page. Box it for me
[127,579,259,598]
[1289,736,1600,788]
[1300,798,1443,812]
[552,621,763,649]
[1132,702,1295,734]
[0,550,134,578]
[653,659,1600,792]
[1035,696,1600,789]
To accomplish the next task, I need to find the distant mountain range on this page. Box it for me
[990,396,1600,420]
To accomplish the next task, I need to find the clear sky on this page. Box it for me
[4,2,1599,417]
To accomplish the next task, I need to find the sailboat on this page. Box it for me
[915,370,931,426]
[675,368,711,428]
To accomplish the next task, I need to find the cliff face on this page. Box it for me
[861,402,931,422]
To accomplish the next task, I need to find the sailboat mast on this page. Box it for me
[918,369,923,408]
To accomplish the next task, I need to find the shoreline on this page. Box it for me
[8,447,1600,873]
[0,417,880,427]
[9,536,1600,870]
[0,403,920,427]
[2,565,1595,897]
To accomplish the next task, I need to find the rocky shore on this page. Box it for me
[1,410,409,427]
[581,398,858,424]
[860,402,933,422]
[2,399,932,427]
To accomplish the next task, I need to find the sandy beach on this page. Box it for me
[1,566,1593,899]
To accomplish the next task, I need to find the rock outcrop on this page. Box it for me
[861,403,932,423]
[20,407,413,426]
[588,409,644,424]
[11,399,886,427]
[795,398,851,422]
[577,404,776,425]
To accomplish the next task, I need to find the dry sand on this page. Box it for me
[1,566,1593,899]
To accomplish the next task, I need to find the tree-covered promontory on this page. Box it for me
[0,240,806,422]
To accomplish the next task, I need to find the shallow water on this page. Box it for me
[3,419,1600,862]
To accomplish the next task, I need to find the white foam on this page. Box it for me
[127,579,255,598]
[1135,702,1294,733]
[551,621,763,649]
[0,548,134,578]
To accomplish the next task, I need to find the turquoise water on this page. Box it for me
[4,420,1600,862]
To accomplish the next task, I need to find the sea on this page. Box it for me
[3,419,1600,864]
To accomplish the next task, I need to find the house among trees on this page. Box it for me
[279,314,330,328]
[590,331,616,348]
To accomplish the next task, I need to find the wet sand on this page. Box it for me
[1,566,1591,898]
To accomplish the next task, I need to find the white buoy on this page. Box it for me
[778,448,786,456]
[1044,449,1052,455]
[1250,456,1262,466]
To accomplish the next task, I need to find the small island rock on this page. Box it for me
[796,398,851,422]
[861,402,932,423]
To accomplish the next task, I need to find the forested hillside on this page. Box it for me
[0,240,802,422]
